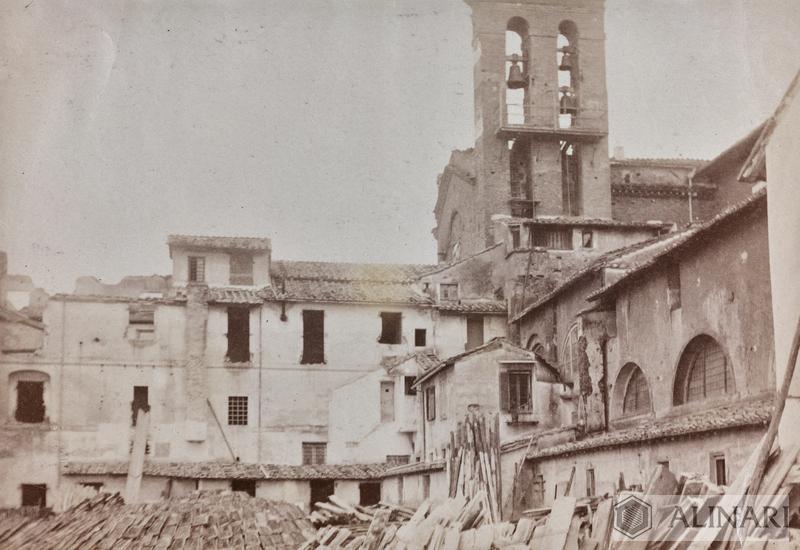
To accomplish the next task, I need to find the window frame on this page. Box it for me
[188,256,206,283]
[229,253,254,286]
[674,335,734,405]
[301,310,325,364]
[404,376,417,396]
[131,385,150,427]
[439,283,459,302]
[302,442,327,465]
[499,368,533,414]
[425,386,436,421]
[227,395,249,426]
[622,366,652,416]
[15,380,46,424]
[378,312,402,345]
[562,323,580,382]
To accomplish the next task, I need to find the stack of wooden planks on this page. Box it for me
[310,495,414,527]
[447,411,502,523]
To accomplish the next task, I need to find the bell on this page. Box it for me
[559,52,573,71]
[560,93,577,114]
[507,61,526,89]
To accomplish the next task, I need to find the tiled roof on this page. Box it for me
[380,351,441,372]
[63,461,389,480]
[382,459,447,477]
[610,157,708,167]
[588,190,767,302]
[510,230,691,323]
[436,300,507,314]
[419,243,503,277]
[272,260,434,283]
[526,398,772,460]
[167,234,271,251]
[504,216,670,229]
[0,491,312,550]
[206,287,267,304]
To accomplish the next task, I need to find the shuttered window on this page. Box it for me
[531,228,572,250]
[230,254,254,285]
[188,256,205,283]
[499,369,532,413]
[425,386,436,421]
[302,310,325,364]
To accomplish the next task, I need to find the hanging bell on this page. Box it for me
[507,61,526,89]
[559,52,573,71]
[560,93,578,114]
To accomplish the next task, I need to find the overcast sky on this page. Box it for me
[1,0,798,293]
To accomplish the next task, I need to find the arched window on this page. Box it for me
[673,335,734,405]
[622,364,651,415]
[505,17,529,125]
[562,323,579,382]
[446,212,463,262]
[525,334,544,355]
[557,21,578,129]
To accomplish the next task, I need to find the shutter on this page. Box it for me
[499,371,510,412]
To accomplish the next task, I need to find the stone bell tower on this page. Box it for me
[435,0,612,260]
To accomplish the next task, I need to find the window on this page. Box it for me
[667,262,681,311]
[21,484,46,508]
[466,316,484,350]
[227,396,248,425]
[380,381,395,423]
[404,376,417,396]
[586,468,596,497]
[440,283,459,302]
[129,303,155,325]
[229,254,254,285]
[188,256,205,283]
[425,386,436,421]
[504,17,529,125]
[581,230,594,249]
[557,20,579,129]
[422,474,431,499]
[510,226,521,250]
[231,479,256,497]
[531,228,573,250]
[15,380,45,423]
[562,323,580,382]
[310,479,334,509]
[622,365,652,416]
[302,442,327,465]
[711,454,727,486]
[301,310,325,364]
[561,141,580,216]
[674,335,734,405]
[379,312,402,345]
[131,386,149,426]
[226,307,250,363]
[359,482,381,506]
[500,370,532,413]
[415,329,427,347]
[386,455,411,467]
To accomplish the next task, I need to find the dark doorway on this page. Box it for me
[466,316,484,350]
[359,482,381,506]
[231,479,256,497]
[227,308,250,362]
[15,381,45,423]
[309,479,335,509]
[21,484,47,508]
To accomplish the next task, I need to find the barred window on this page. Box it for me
[227,396,248,425]
[622,365,651,415]
[188,256,205,283]
[302,442,327,465]
[674,335,734,405]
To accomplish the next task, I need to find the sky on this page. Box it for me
[1,0,799,293]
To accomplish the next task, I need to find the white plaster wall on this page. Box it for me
[257,480,310,510]
[381,470,448,507]
[766,89,800,445]
[432,314,507,359]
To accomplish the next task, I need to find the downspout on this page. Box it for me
[600,338,609,431]
[257,305,263,463]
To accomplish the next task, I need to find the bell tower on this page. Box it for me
[465,0,611,248]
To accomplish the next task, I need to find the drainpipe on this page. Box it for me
[687,168,697,224]
[600,338,609,431]
[257,306,263,463]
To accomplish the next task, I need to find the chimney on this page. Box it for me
[184,283,209,442]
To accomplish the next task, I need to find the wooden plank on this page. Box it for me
[538,497,577,550]
[124,410,150,504]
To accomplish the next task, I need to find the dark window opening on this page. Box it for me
[359,482,381,506]
[229,254,254,285]
[509,139,532,201]
[712,454,727,486]
[188,256,205,283]
[231,479,256,497]
[667,262,681,311]
[560,141,580,216]
[129,303,155,325]
[131,386,149,427]
[531,228,573,250]
[422,474,431,499]
[581,230,593,249]
[466,316,484,350]
[80,482,104,493]
[500,370,532,413]
[227,396,248,425]
[380,381,395,423]
[586,468,596,497]
[386,455,411,467]
[379,312,402,345]
[510,226,521,250]
[21,484,47,508]
[226,307,250,363]
[440,284,459,302]
[303,442,327,465]
[302,310,325,364]
[15,381,45,423]
[404,376,417,396]
[425,387,436,421]
[310,479,335,509]
[415,329,427,347]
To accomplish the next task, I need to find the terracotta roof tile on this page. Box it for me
[167,234,271,251]
[436,300,507,314]
[382,459,446,477]
[525,397,772,460]
[272,260,434,283]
